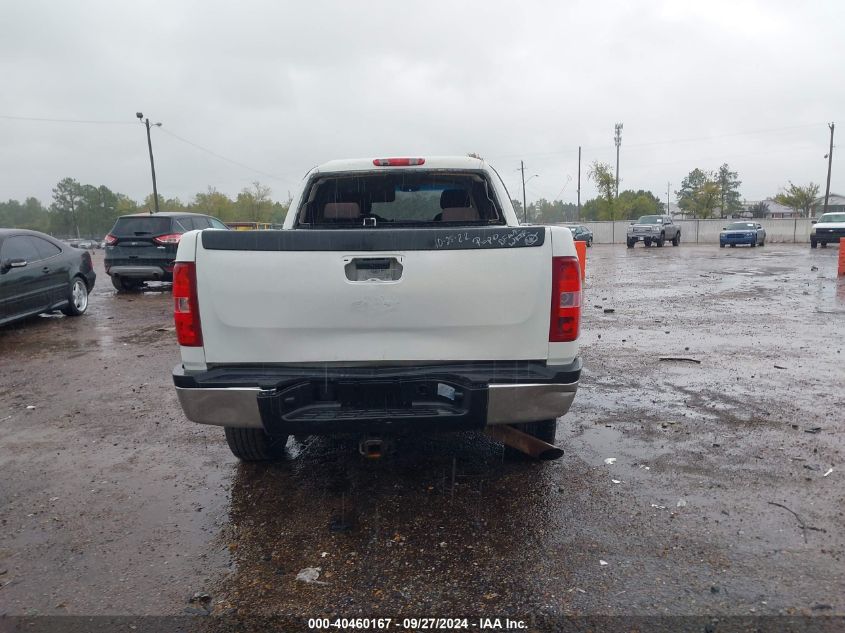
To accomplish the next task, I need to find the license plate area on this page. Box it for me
[257,377,487,434]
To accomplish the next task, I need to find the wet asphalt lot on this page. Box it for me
[0,243,843,621]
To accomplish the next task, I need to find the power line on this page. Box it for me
[487,122,825,160]
[0,114,134,125]
[157,127,290,183]
[1,112,300,184]
[617,122,823,151]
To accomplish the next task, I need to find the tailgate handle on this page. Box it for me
[344,257,403,282]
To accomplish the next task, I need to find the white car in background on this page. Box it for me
[810,212,845,248]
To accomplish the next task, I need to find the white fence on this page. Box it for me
[567,218,814,244]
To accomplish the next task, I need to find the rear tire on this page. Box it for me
[760,239,765,247]
[720,243,725,248]
[750,241,756,248]
[111,275,142,291]
[587,239,592,247]
[61,277,89,316]
[820,242,827,248]
[811,239,818,249]
[672,232,681,246]
[626,239,635,248]
[224,427,288,461]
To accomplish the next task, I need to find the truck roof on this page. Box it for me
[313,156,487,175]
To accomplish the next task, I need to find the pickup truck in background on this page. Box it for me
[626,214,681,248]
[171,156,582,461]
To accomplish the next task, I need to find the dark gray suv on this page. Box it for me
[104,212,228,290]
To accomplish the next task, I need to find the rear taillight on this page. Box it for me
[372,157,425,166]
[154,233,182,245]
[549,256,581,342]
[105,234,117,246]
[173,262,202,347]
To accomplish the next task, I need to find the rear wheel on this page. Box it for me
[587,238,592,247]
[821,242,827,248]
[672,232,681,246]
[811,239,818,249]
[61,277,89,316]
[626,238,635,248]
[720,243,725,248]
[224,427,288,461]
[760,238,765,247]
[110,275,142,291]
[750,241,756,248]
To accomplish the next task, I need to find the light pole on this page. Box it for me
[136,112,162,213]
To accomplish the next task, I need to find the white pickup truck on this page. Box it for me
[171,156,582,461]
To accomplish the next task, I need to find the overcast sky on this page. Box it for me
[1,0,842,209]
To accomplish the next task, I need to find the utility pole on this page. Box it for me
[614,123,623,199]
[667,181,671,217]
[577,146,582,220]
[823,122,835,215]
[136,112,161,213]
[520,160,527,223]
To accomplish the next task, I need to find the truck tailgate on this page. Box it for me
[193,227,553,364]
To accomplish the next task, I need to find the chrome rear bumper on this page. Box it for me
[108,266,167,278]
[175,381,578,430]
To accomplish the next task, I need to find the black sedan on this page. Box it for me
[0,229,96,326]
[565,224,594,246]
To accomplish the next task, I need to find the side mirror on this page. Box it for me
[722,227,726,230]
[811,220,817,224]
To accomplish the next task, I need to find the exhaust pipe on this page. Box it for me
[359,436,384,459]
[486,425,564,461]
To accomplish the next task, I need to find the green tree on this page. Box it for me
[270,200,290,224]
[143,194,185,213]
[717,164,743,216]
[676,169,722,219]
[749,201,769,218]
[615,189,663,220]
[774,182,820,217]
[115,194,139,217]
[50,177,84,238]
[531,198,578,223]
[0,198,49,231]
[235,181,273,222]
[192,187,235,221]
[588,161,616,219]
[580,197,613,221]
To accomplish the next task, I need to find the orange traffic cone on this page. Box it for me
[574,240,587,282]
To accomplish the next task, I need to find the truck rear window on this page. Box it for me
[296,171,504,228]
[111,216,172,236]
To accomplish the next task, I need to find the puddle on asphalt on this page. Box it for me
[564,423,671,468]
